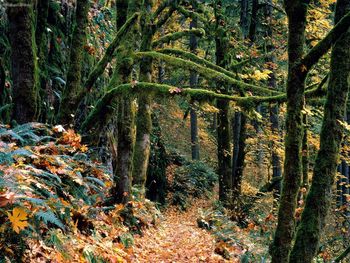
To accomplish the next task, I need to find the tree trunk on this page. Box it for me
[301,112,309,195]
[232,111,247,205]
[58,0,89,124]
[289,0,350,261]
[270,104,282,195]
[270,1,309,262]
[116,0,128,29]
[240,0,249,38]
[35,0,49,122]
[248,0,259,42]
[132,0,153,195]
[112,0,142,204]
[265,0,282,196]
[7,0,39,124]
[190,14,200,161]
[215,1,232,203]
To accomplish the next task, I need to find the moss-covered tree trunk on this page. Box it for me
[132,0,153,195]
[112,0,142,204]
[7,0,39,124]
[189,4,200,161]
[289,0,350,261]
[215,1,232,203]
[270,1,309,262]
[58,0,89,124]
[35,0,49,121]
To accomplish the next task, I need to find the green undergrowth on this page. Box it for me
[170,160,218,210]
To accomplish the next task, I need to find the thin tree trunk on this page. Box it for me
[240,0,249,38]
[301,112,309,195]
[232,111,247,205]
[116,0,128,29]
[270,104,282,195]
[7,0,39,124]
[190,13,200,160]
[265,0,282,196]
[248,0,259,42]
[58,0,89,124]
[290,0,350,261]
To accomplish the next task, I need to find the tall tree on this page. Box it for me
[215,1,232,203]
[290,0,350,261]
[189,4,200,161]
[58,0,89,124]
[132,0,153,194]
[270,1,310,262]
[7,0,39,124]
[112,0,142,204]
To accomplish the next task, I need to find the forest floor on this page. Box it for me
[131,198,234,262]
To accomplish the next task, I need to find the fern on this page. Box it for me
[35,210,65,230]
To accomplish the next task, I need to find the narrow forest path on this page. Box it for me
[130,199,234,263]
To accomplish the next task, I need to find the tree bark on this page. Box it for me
[190,12,200,161]
[289,0,350,261]
[58,0,89,124]
[270,1,310,262]
[215,1,232,203]
[232,111,247,205]
[112,0,142,204]
[7,0,39,124]
[132,0,153,196]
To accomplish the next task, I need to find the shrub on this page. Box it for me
[171,161,217,209]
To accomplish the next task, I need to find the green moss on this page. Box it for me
[85,12,140,90]
[152,29,205,48]
[133,51,282,96]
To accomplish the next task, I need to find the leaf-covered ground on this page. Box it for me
[131,199,243,262]
[133,202,224,262]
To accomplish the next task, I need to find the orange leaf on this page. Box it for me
[7,207,29,233]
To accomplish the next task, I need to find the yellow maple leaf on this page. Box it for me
[7,207,29,234]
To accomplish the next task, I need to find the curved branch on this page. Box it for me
[84,12,139,90]
[176,5,208,25]
[81,80,328,131]
[152,29,205,48]
[134,51,283,95]
[301,11,350,71]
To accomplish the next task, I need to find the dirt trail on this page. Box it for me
[130,199,234,263]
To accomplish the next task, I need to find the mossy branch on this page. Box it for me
[134,51,282,95]
[84,12,139,90]
[301,10,350,70]
[154,6,176,30]
[176,5,208,25]
[334,245,350,263]
[81,79,328,131]
[152,0,172,19]
[152,29,205,48]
